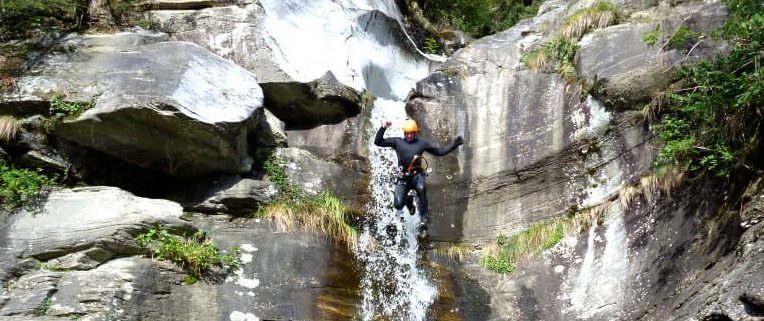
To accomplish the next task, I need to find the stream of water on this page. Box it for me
[356,99,437,321]
[257,0,439,318]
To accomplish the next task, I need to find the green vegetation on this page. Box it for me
[415,0,545,38]
[653,0,764,175]
[481,218,567,273]
[0,0,86,39]
[432,244,473,261]
[642,27,661,46]
[522,38,580,81]
[643,24,702,50]
[49,94,95,120]
[521,1,618,81]
[559,1,618,40]
[424,37,440,54]
[0,158,53,210]
[109,0,140,26]
[666,25,701,50]
[136,226,241,279]
[481,167,684,274]
[40,261,70,272]
[482,252,515,273]
[255,190,358,248]
[260,152,302,199]
[35,294,52,316]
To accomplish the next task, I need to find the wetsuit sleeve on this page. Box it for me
[424,137,462,156]
[374,127,395,147]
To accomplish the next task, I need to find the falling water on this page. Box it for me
[357,98,438,321]
[255,0,439,318]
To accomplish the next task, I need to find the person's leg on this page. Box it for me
[413,174,429,225]
[393,178,408,211]
[405,189,416,215]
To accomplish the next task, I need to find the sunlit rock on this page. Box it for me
[3,31,263,176]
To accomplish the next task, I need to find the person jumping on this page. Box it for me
[374,118,463,235]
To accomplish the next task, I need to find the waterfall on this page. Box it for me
[257,0,439,319]
[356,99,437,321]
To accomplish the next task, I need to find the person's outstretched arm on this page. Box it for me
[425,136,464,156]
[374,120,395,147]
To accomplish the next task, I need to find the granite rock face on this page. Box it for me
[2,32,263,176]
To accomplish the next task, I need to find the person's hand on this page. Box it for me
[381,120,392,128]
[455,136,464,146]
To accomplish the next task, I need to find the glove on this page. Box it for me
[454,136,464,146]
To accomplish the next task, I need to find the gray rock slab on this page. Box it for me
[6,32,263,176]
[0,271,60,316]
[275,147,369,204]
[136,216,361,321]
[45,258,161,320]
[250,107,287,148]
[0,186,186,261]
[262,72,363,130]
[172,176,278,215]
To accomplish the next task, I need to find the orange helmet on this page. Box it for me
[402,119,418,133]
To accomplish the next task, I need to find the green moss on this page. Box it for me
[35,294,52,316]
[40,261,70,272]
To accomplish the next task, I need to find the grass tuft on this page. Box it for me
[481,216,570,273]
[560,1,618,40]
[256,191,358,249]
[618,183,642,209]
[0,116,19,144]
[432,244,473,261]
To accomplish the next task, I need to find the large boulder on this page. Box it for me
[2,31,264,176]
[0,186,187,282]
[261,72,364,130]
[576,1,728,108]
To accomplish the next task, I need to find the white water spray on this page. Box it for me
[357,99,437,321]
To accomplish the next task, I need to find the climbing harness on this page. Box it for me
[397,155,430,178]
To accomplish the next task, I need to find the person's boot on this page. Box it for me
[405,194,416,215]
[417,215,429,238]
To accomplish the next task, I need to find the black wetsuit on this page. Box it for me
[374,126,462,224]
